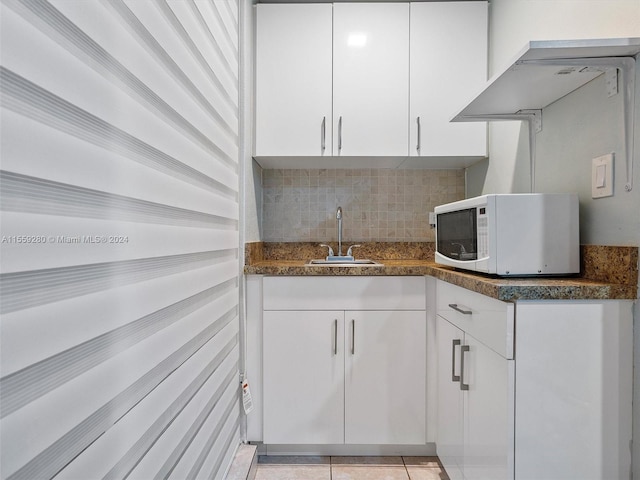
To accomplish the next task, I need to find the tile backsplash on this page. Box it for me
[262,169,465,242]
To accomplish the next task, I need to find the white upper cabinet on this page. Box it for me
[409,2,488,160]
[254,2,489,166]
[255,4,332,157]
[332,3,410,157]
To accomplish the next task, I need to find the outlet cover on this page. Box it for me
[592,153,614,198]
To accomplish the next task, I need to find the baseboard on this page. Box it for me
[225,443,258,480]
[252,443,437,457]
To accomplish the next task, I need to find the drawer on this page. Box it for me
[263,276,426,311]
[437,280,514,359]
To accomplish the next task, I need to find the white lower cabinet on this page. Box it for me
[261,276,426,446]
[464,333,510,480]
[436,317,464,480]
[344,310,426,444]
[435,280,633,480]
[250,275,632,473]
[436,314,511,480]
[263,310,344,444]
[513,301,633,480]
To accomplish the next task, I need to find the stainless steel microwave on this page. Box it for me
[435,193,580,276]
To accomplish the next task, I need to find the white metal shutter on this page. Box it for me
[0,1,241,478]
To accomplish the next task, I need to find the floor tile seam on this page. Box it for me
[402,456,412,480]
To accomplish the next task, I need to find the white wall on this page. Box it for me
[469,0,640,476]
[535,64,640,245]
[0,1,242,478]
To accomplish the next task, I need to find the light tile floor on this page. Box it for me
[255,456,450,480]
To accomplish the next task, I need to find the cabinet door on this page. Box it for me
[344,311,426,444]
[255,4,332,157]
[263,311,344,444]
[436,316,464,480]
[514,301,632,480]
[463,334,510,480]
[333,3,409,157]
[409,2,487,158]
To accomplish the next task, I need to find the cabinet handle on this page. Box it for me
[449,303,472,315]
[451,339,461,382]
[351,319,355,355]
[460,345,470,391]
[416,116,421,153]
[338,116,343,152]
[321,116,326,152]
[333,319,338,355]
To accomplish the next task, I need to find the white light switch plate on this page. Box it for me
[592,153,614,198]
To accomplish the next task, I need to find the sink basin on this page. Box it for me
[306,259,383,267]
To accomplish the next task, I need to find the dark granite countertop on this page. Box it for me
[244,242,638,301]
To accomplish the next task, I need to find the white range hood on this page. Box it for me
[451,37,640,192]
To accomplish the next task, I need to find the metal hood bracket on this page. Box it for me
[517,56,635,192]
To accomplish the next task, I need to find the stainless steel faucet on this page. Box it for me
[319,206,361,261]
[336,206,343,256]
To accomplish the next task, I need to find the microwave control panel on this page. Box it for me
[476,207,488,258]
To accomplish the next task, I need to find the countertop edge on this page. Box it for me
[428,267,637,301]
[243,262,637,301]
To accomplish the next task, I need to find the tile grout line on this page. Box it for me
[402,456,410,480]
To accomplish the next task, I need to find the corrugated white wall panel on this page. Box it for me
[1,267,237,375]
[55,323,240,479]
[0,114,239,217]
[0,0,241,478]
[111,347,239,479]
[0,213,239,272]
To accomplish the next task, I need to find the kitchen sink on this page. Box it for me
[306,259,383,267]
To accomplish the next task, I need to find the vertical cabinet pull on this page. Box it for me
[416,116,421,153]
[321,116,326,152]
[333,319,338,355]
[351,319,355,355]
[460,345,470,391]
[451,339,461,382]
[338,116,343,152]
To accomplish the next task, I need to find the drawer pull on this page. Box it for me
[449,303,472,315]
[452,339,461,382]
[460,345,470,391]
